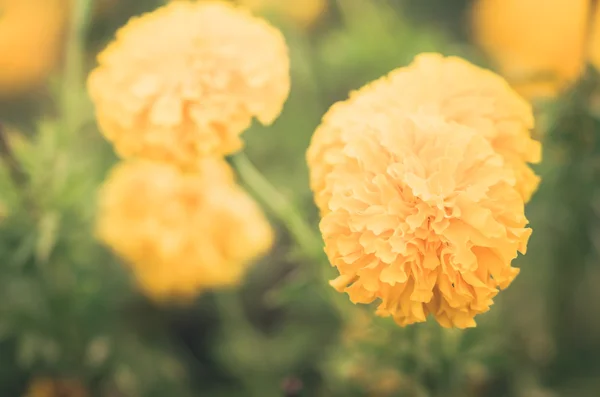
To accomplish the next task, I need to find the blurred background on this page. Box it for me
[1,0,600,396]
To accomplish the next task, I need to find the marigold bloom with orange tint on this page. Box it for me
[88,1,290,168]
[307,55,535,328]
[96,159,273,299]
[0,0,67,96]
[472,0,589,99]
[309,53,541,207]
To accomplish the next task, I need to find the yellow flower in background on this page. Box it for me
[24,378,88,397]
[471,0,589,100]
[96,159,273,299]
[307,54,534,328]
[88,1,290,169]
[309,54,541,208]
[0,0,67,96]
[238,0,327,28]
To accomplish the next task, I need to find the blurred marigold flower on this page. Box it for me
[96,159,273,299]
[309,53,541,207]
[0,0,67,96]
[471,0,589,99]
[88,1,290,168]
[237,0,326,28]
[24,378,88,397]
[307,54,534,328]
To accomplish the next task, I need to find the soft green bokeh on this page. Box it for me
[1,1,599,396]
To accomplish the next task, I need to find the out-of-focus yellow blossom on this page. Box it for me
[237,0,326,28]
[88,1,290,168]
[0,0,67,96]
[309,54,541,207]
[307,54,534,328]
[24,378,88,397]
[96,159,273,299]
[472,0,589,99]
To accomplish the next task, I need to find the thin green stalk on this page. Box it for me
[230,152,324,260]
[231,152,351,319]
[62,0,94,134]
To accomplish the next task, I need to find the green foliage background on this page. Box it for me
[1,0,599,396]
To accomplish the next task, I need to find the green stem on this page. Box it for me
[231,153,324,260]
[231,152,351,319]
[62,0,94,134]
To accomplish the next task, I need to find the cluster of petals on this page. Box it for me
[309,53,541,210]
[307,54,536,328]
[472,0,594,99]
[88,0,290,168]
[96,159,273,299]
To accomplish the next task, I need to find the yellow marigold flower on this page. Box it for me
[238,0,326,28]
[308,54,541,209]
[471,0,589,99]
[88,1,290,168]
[24,378,88,397]
[314,114,531,328]
[96,159,273,299]
[0,0,67,96]
[307,55,535,328]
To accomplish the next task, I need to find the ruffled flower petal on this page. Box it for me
[308,54,537,328]
[88,1,290,168]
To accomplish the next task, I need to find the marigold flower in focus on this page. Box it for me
[24,378,88,397]
[0,0,68,96]
[307,55,535,328]
[96,159,273,299]
[88,1,290,168]
[308,53,541,207]
[471,0,589,99]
